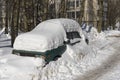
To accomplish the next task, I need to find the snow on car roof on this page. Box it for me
[14,18,83,52]
[45,18,81,32]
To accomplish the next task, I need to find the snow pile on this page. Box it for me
[87,26,100,41]
[38,41,91,80]
[14,19,83,52]
[38,30,120,80]
[104,30,120,37]
[0,34,46,80]
[0,54,45,80]
[82,25,101,42]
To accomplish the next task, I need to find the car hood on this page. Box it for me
[13,32,64,52]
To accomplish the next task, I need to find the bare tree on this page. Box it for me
[108,0,120,29]
[0,0,6,29]
[58,0,66,18]
[11,0,20,47]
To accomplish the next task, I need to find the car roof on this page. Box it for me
[33,18,81,33]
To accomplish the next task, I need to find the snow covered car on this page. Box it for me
[12,18,84,63]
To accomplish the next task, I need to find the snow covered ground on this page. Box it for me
[0,34,45,80]
[0,28,120,80]
[37,30,120,80]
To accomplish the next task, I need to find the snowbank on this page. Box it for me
[38,40,91,80]
[0,54,45,80]
[14,19,83,52]
[82,25,101,43]
[0,27,5,37]
[0,33,46,80]
[37,30,120,80]
[104,30,120,37]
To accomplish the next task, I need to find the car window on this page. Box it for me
[66,31,81,39]
[66,31,81,45]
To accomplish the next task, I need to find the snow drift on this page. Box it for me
[37,29,120,80]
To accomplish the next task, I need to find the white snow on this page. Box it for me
[37,28,120,80]
[104,30,120,37]
[0,55,45,80]
[115,22,120,30]
[0,34,46,80]
[0,27,5,37]
[14,19,84,52]
[0,24,120,80]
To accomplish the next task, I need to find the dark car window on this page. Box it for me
[66,31,81,39]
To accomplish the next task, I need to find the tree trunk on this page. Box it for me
[11,0,20,47]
